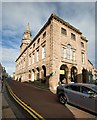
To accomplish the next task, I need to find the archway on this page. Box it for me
[42,65,46,83]
[60,64,68,84]
[36,67,40,81]
[82,68,87,83]
[28,70,31,81]
[42,65,46,77]
[71,66,77,83]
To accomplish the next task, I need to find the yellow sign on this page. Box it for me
[60,70,65,74]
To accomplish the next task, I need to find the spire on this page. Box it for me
[25,22,30,32]
[22,23,32,40]
[20,23,32,53]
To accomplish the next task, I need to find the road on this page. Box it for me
[7,80,76,119]
[2,80,33,119]
[3,80,97,119]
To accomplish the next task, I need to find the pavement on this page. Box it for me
[65,104,97,119]
[1,82,16,119]
[2,94,16,119]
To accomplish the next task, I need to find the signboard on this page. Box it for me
[60,70,65,74]
[52,72,56,76]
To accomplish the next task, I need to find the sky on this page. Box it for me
[0,1,96,75]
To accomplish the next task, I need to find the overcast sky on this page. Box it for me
[0,1,96,75]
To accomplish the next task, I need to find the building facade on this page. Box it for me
[0,63,8,81]
[15,13,95,90]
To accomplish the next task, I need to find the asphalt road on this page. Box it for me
[7,80,75,119]
[2,80,33,119]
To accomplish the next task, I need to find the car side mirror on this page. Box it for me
[89,94,94,98]
[89,93,96,98]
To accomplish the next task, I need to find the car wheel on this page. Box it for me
[59,95,67,105]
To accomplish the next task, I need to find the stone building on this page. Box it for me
[15,13,95,90]
[0,63,2,80]
[0,63,8,81]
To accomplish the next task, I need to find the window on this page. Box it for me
[66,44,72,60]
[28,54,31,66]
[81,86,95,95]
[36,50,39,62]
[82,52,85,64]
[72,51,76,61]
[43,31,46,38]
[37,38,40,44]
[42,45,46,59]
[81,42,84,48]
[23,58,25,68]
[33,43,35,48]
[32,53,34,64]
[61,28,67,35]
[66,85,80,92]
[61,47,66,59]
[71,33,76,40]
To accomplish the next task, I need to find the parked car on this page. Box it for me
[57,83,97,114]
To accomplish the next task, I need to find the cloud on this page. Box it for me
[53,2,95,65]
[1,2,96,75]
[2,0,97,2]
[1,48,19,75]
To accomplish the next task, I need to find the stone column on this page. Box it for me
[68,69,71,83]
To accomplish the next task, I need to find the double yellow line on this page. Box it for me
[6,83,45,120]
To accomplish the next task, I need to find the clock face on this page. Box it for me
[23,40,30,44]
[24,34,28,39]
[23,40,28,44]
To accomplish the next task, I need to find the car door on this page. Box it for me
[65,85,82,106]
[79,86,97,113]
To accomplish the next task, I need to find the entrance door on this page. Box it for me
[82,69,87,83]
[71,66,77,83]
[60,64,68,84]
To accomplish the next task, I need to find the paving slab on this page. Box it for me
[2,92,16,119]
[66,104,97,119]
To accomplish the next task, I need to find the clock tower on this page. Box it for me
[20,23,32,53]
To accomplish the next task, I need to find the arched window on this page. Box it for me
[66,44,72,60]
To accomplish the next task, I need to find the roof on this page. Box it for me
[81,35,88,42]
[16,13,83,62]
[88,59,93,66]
[51,13,82,34]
